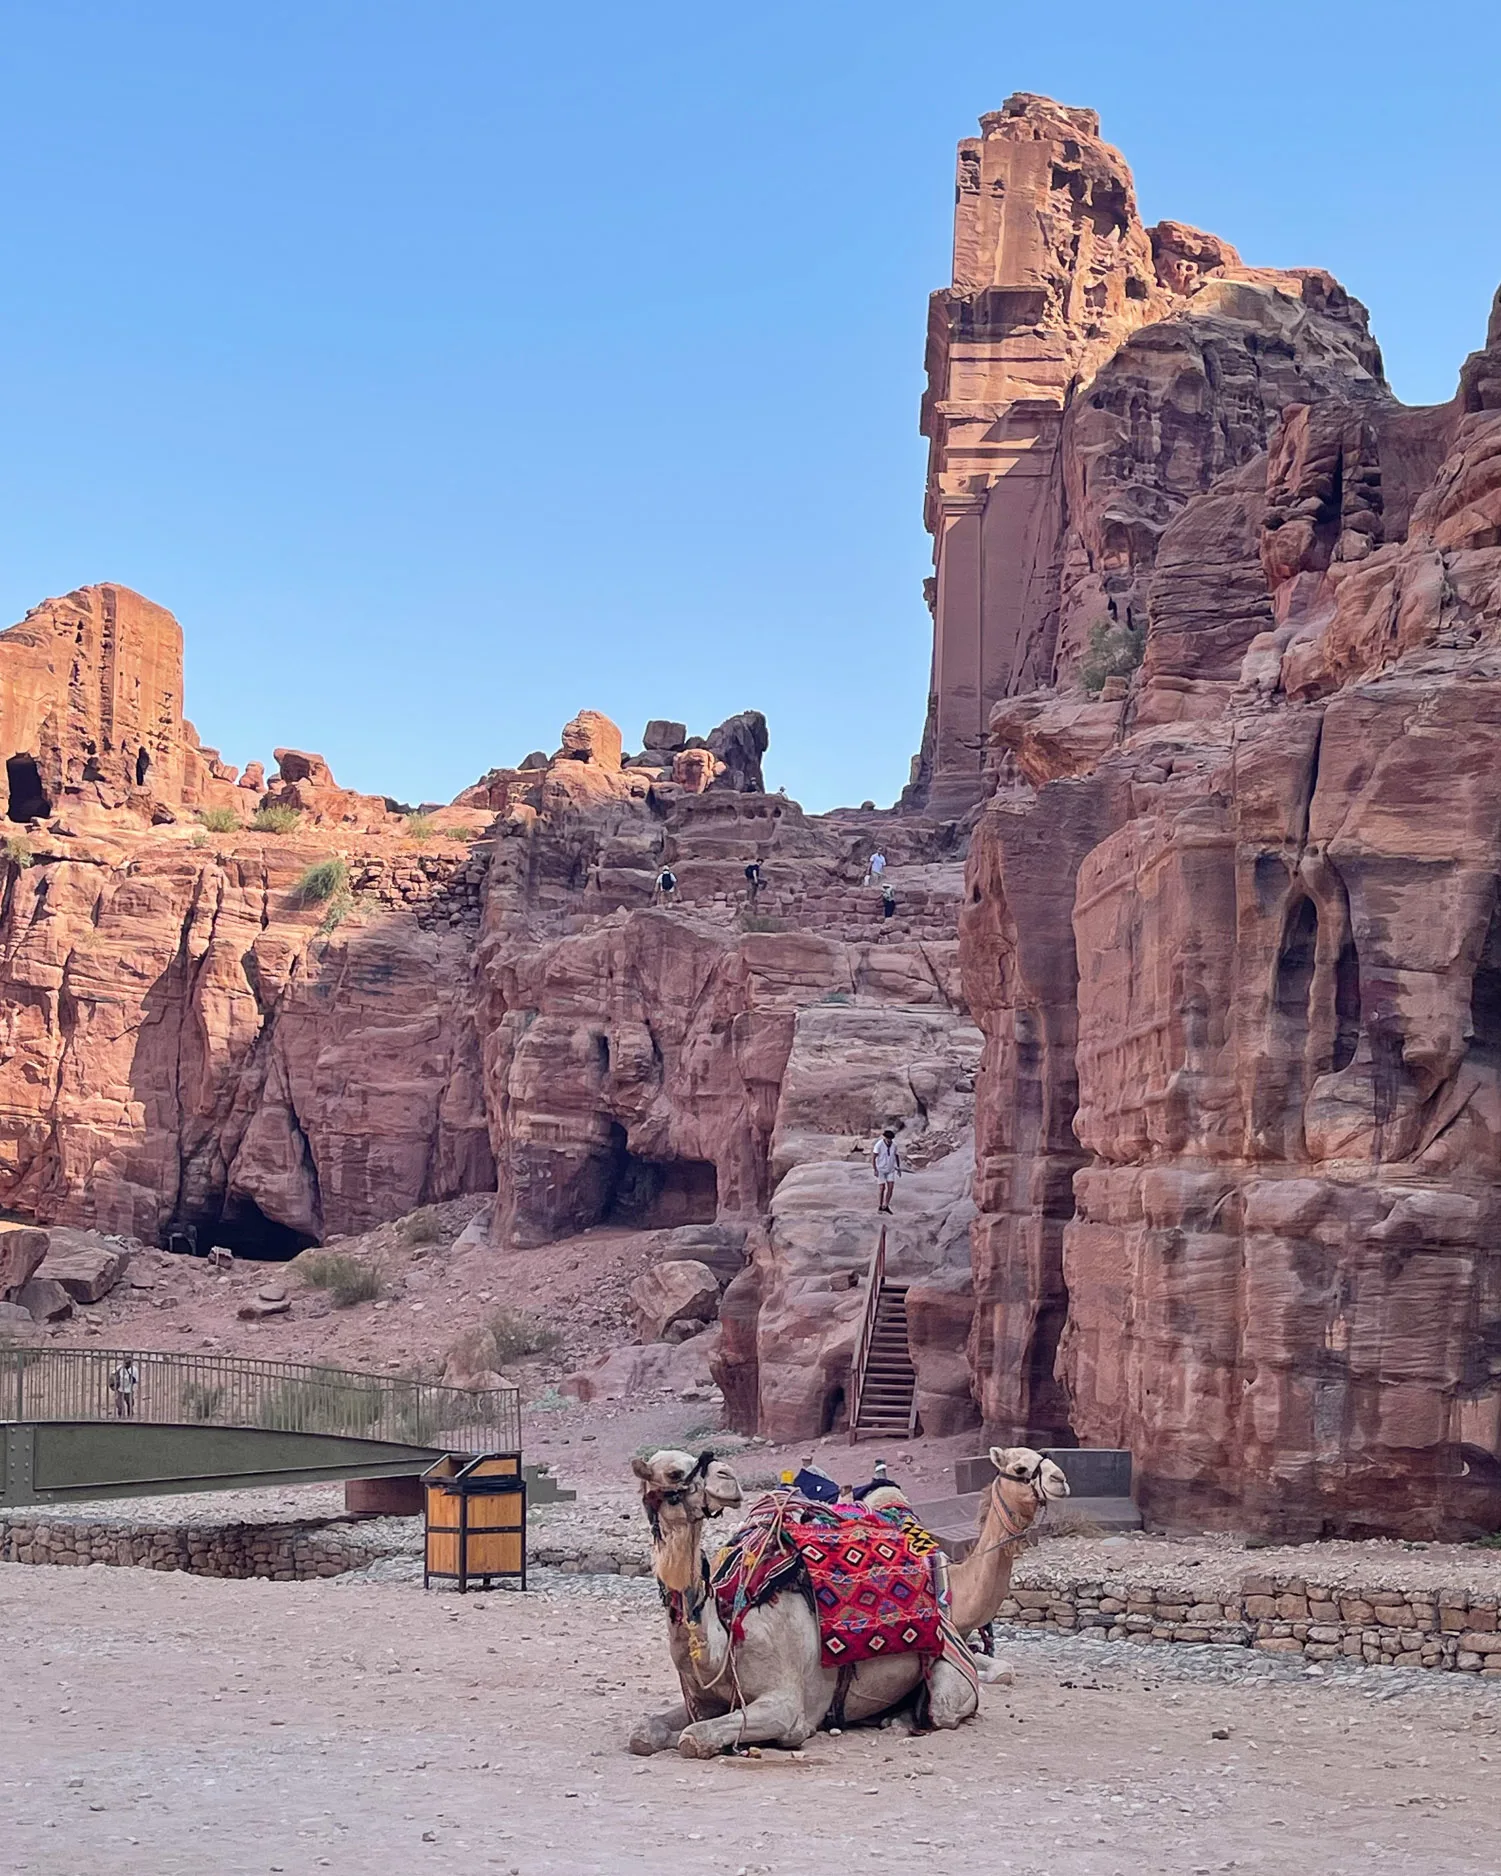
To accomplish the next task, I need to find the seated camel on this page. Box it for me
[628,1445,1067,1757]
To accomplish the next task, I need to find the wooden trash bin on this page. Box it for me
[422,1452,526,1592]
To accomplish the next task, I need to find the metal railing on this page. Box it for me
[846,1222,888,1443]
[0,1348,520,1456]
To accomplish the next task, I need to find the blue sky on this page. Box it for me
[0,2,1496,809]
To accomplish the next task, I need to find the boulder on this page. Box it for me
[671,748,720,793]
[558,711,623,771]
[628,1259,721,1340]
[651,1224,748,1286]
[642,720,687,753]
[15,1276,73,1322]
[35,1230,129,1303]
[562,1329,718,1402]
[0,1226,49,1300]
[0,1300,34,1331]
[705,711,768,793]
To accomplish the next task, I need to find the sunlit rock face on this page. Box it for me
[956,102,1501,1536]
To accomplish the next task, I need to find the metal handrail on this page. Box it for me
[0,1347,519,1456]
[846,1222,887,1444]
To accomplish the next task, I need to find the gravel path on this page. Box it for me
[3,1557,1499,1875]
[1014,1530,1501,1600]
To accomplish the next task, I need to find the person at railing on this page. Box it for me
[109,1356,140,1419]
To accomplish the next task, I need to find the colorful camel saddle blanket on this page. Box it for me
[709,1492,948,1668]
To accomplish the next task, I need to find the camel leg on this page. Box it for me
[677,1689,812,1759]
[628,1701,693,1756]
[922,1658,981,1730]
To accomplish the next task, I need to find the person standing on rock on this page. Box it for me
[110,1355,140,1419]
[881,882,896,920]
[873,1129,902,1213]
[864,849,887,887]
[654,865,677,904]
[744,859,763,904]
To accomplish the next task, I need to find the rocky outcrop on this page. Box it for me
[0,585,249,825]
[0,819,492,1247]
[957,102,1501,1537]
[472,755,979,1438]
[911,95,1386,816]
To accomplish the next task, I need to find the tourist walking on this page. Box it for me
[744,858,763,904]
[864,849,887,886]
[872,1128,901,1212]
[654,865,677,903]
[110,1355,140,1419]
[881,882,896,920]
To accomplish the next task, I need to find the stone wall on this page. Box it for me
[0,1512,654,1580]
[0,1513,397,1580]
[998,1567,1501,1675]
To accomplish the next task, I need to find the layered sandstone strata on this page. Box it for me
[957,100,1501,1536]
[911,94,1384,815]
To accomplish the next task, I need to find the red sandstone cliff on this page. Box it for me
[955,104,1501,1537]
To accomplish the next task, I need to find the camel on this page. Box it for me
[946,1445,1070,1639]
[628,1444,1067,1758]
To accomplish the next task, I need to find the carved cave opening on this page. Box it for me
[5,754,50,823]
[204,1196,318,1262]
[1332,936,1362,1073]
[135,746,151,787]
[601,1122,718,1229]
[1469,907,1501,1064]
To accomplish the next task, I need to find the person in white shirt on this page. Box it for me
[872,1128,901,1213]
[864,850,887,886]
[110,1357,140,1419]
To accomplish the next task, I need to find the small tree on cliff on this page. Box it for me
[1079,618,1145,697]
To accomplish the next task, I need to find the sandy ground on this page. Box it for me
[3,1561,1500,1876]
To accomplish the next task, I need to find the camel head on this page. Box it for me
[632,1448,744,1592]
[986,1446,1069,1536]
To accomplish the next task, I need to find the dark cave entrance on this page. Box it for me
[135,746,151,787]
[198,1196,317,1262]
[601,1123,718,1228]
[6,754,50,823]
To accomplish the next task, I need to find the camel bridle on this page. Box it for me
[967,1458,1055,1561]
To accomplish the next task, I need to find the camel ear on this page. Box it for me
[988,1446,1015,1474]
[631,1455,655,1483]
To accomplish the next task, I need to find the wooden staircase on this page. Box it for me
[847,1225,918,1442]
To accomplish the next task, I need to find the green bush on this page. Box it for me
[318,887,354,935]
[251,803,302,835]
[4,835,33,869]
[404,813,436,842]
[294,857,349,904]
[1079,618,1145,697]
[486,1307,563,1363]
[294,1251,384,1307]
[197,807,240,833]
[399,1206,442,1245]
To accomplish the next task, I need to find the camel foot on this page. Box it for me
[677,1725,726,1760]
[975,1657,1014,1686]
[629,1711,686,1755]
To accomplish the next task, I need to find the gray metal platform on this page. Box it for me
[911,1489,1142,1559]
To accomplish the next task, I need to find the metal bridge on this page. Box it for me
[0,1347,521,1506]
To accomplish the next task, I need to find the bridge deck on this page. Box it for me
[0,1348,520,1505]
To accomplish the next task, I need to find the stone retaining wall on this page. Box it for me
[0,1515,399,1581]
[0,1514,653,1583]
[998,1570,1501,1674]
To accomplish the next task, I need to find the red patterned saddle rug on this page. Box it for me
[710,1492,954,1669]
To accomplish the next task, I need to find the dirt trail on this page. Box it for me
[3,1561,1498,1876]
